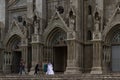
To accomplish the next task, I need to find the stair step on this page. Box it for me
[0,74,120,80]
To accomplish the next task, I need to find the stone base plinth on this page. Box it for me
[29,71,34,75]
[28,67,35,75]
[64,67,81,74]
[90,67,102,74]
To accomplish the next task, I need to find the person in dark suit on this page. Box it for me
[34,63,40,75]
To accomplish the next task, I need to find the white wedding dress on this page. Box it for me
[46,63,54,75]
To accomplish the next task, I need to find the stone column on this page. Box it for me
[90,0,103,73]
[35,0,46,34]
[91,32,103,74]
[0,0,5,43]
[65,31,82,74]
[27,0,34,19]
[30,34,43,75]
[20,38,28,72]
[0,50,4,72]
[95,0,103,31]
[103,46,107,73]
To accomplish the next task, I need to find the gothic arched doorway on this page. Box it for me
[6,34,21,73]
[45,27,67,73]
[105,24,120,72]
[112,31,120,72]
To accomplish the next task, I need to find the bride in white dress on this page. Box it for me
[46,63,54,75]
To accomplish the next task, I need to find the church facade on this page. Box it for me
[0,0,119,74]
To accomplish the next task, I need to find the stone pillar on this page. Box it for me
[0,0,5,42]
[27,0,34,19]
[91,32,103,74]
[21,38,28,72]
[0,50,4,73]
[103,46,111,73]
[103,46,107,73]
[35,0,46,33]
[30,34,43,75]
[65,31,82,74]
[0,0,5,24]
[95,0,103,31]
[90,0,103,73]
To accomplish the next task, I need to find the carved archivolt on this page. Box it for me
[43,11,70,43]
[3,20,26,46]
[7,0,17,7]
[103,4,120,41]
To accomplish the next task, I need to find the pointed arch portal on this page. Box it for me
[105,24,120,72]
[6,34,21,73]
[112,31,120,72]
[45,27,67,72]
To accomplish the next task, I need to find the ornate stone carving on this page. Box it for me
[34,21,39,34]
[93,32,102,40]
[57,6,64,14]
[32,34,41,43]
[33,11,40,34]
[94,11,101,32]
[67,31,76,40]
[69,10,76,30]
[92,6,102,40]
[21,38,28,46]
[52,31,67,46]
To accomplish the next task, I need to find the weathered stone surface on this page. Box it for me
[0,0,120,77]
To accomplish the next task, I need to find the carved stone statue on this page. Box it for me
[34,21,39,34]
[69,17,75,30]
[94,12,101,32]
[69,10,76,30]
[33,10,41,34]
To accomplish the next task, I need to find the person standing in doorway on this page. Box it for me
[22,62,26,75]
[19,58,23,75]
[19,58,26,75]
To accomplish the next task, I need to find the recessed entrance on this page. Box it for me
[112,46,120,72]
[53,46,67,72]
[11,51,21,73]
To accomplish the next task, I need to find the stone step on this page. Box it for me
[0,74,120,80]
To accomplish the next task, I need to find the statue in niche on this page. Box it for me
[94,11,101,32]
[34,19,39,34]
[33,11,40,34]
[69,10,76,30]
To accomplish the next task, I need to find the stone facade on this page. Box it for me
[0,0,120,75]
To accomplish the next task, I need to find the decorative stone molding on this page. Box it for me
[93,32,102,40]
[67,31,76,40]
[4,20,26,46]
[20,38,28,47]
[103,5,120,41]
[31,34,42,44]
[7,0,27,10]
[43,11,70,42]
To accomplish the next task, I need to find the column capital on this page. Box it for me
[20,38,28,47]
[31,34,43,44]
[93,32,102,41]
